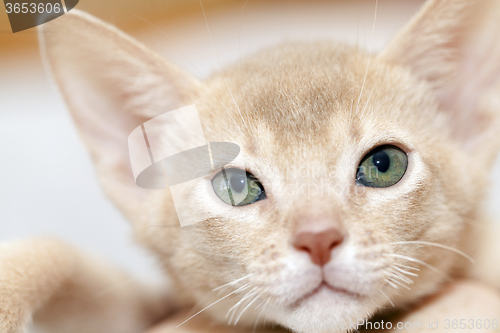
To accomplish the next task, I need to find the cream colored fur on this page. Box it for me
[1,0,500,332]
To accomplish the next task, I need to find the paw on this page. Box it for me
[0,238,72,333]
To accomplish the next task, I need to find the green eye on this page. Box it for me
[212,168,266,206]
[356,145,408,188]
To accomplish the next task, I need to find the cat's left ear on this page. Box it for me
[38,10,204,219]
[381,0,500,166]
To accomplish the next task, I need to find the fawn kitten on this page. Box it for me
[27,0,500,332]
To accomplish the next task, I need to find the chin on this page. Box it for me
[273,287,375,333]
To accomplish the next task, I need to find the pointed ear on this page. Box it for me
[381,0,500,166]
[39,10,202,218]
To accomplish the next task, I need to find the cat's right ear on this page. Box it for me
[381,0,500,168]
[38,10,203,218]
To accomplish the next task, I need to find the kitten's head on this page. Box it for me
[40,0,500,331]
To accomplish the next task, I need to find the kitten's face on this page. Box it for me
[141,43,478,330]
[40,2,500,332]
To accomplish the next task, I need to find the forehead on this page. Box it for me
[200,41,436,168]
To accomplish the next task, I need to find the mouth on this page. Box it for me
[292,281,361,307]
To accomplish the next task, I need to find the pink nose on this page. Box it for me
[293,227,344,266]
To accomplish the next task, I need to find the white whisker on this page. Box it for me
[390,272,413,285]
[388,277,411,290]
[359,86,382,119]
[227,288,258,324]
[385,254,446,278]
[253,299,269,333]
[359,7,428,121]
[198,0,248,129]
[238,0,250,68]
[379,290,395,307]
[354,0,378,117]
[385,279,398,289]
[394,263,420,271]
[213,274,252,291]
[390,241,475,264]
[235,294,260,325]
[349,15,361,119]
[226,288,257,316]
[393,266,419,277]
[176,283,251,328]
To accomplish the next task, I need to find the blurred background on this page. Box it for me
[1,0,499,282]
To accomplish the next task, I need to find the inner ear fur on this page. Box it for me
[381,0,500,166]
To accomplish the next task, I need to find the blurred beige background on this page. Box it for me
[1,0,499,281]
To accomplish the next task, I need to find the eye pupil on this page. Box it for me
[356,145,407,188]
[372,150,390,173]
[213,169,266,206]
[230,173,246,193]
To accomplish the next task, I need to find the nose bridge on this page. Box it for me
[290,201,346,266]
[280,160,349,210]
[274,152,350,229]
[291,204,344,236]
